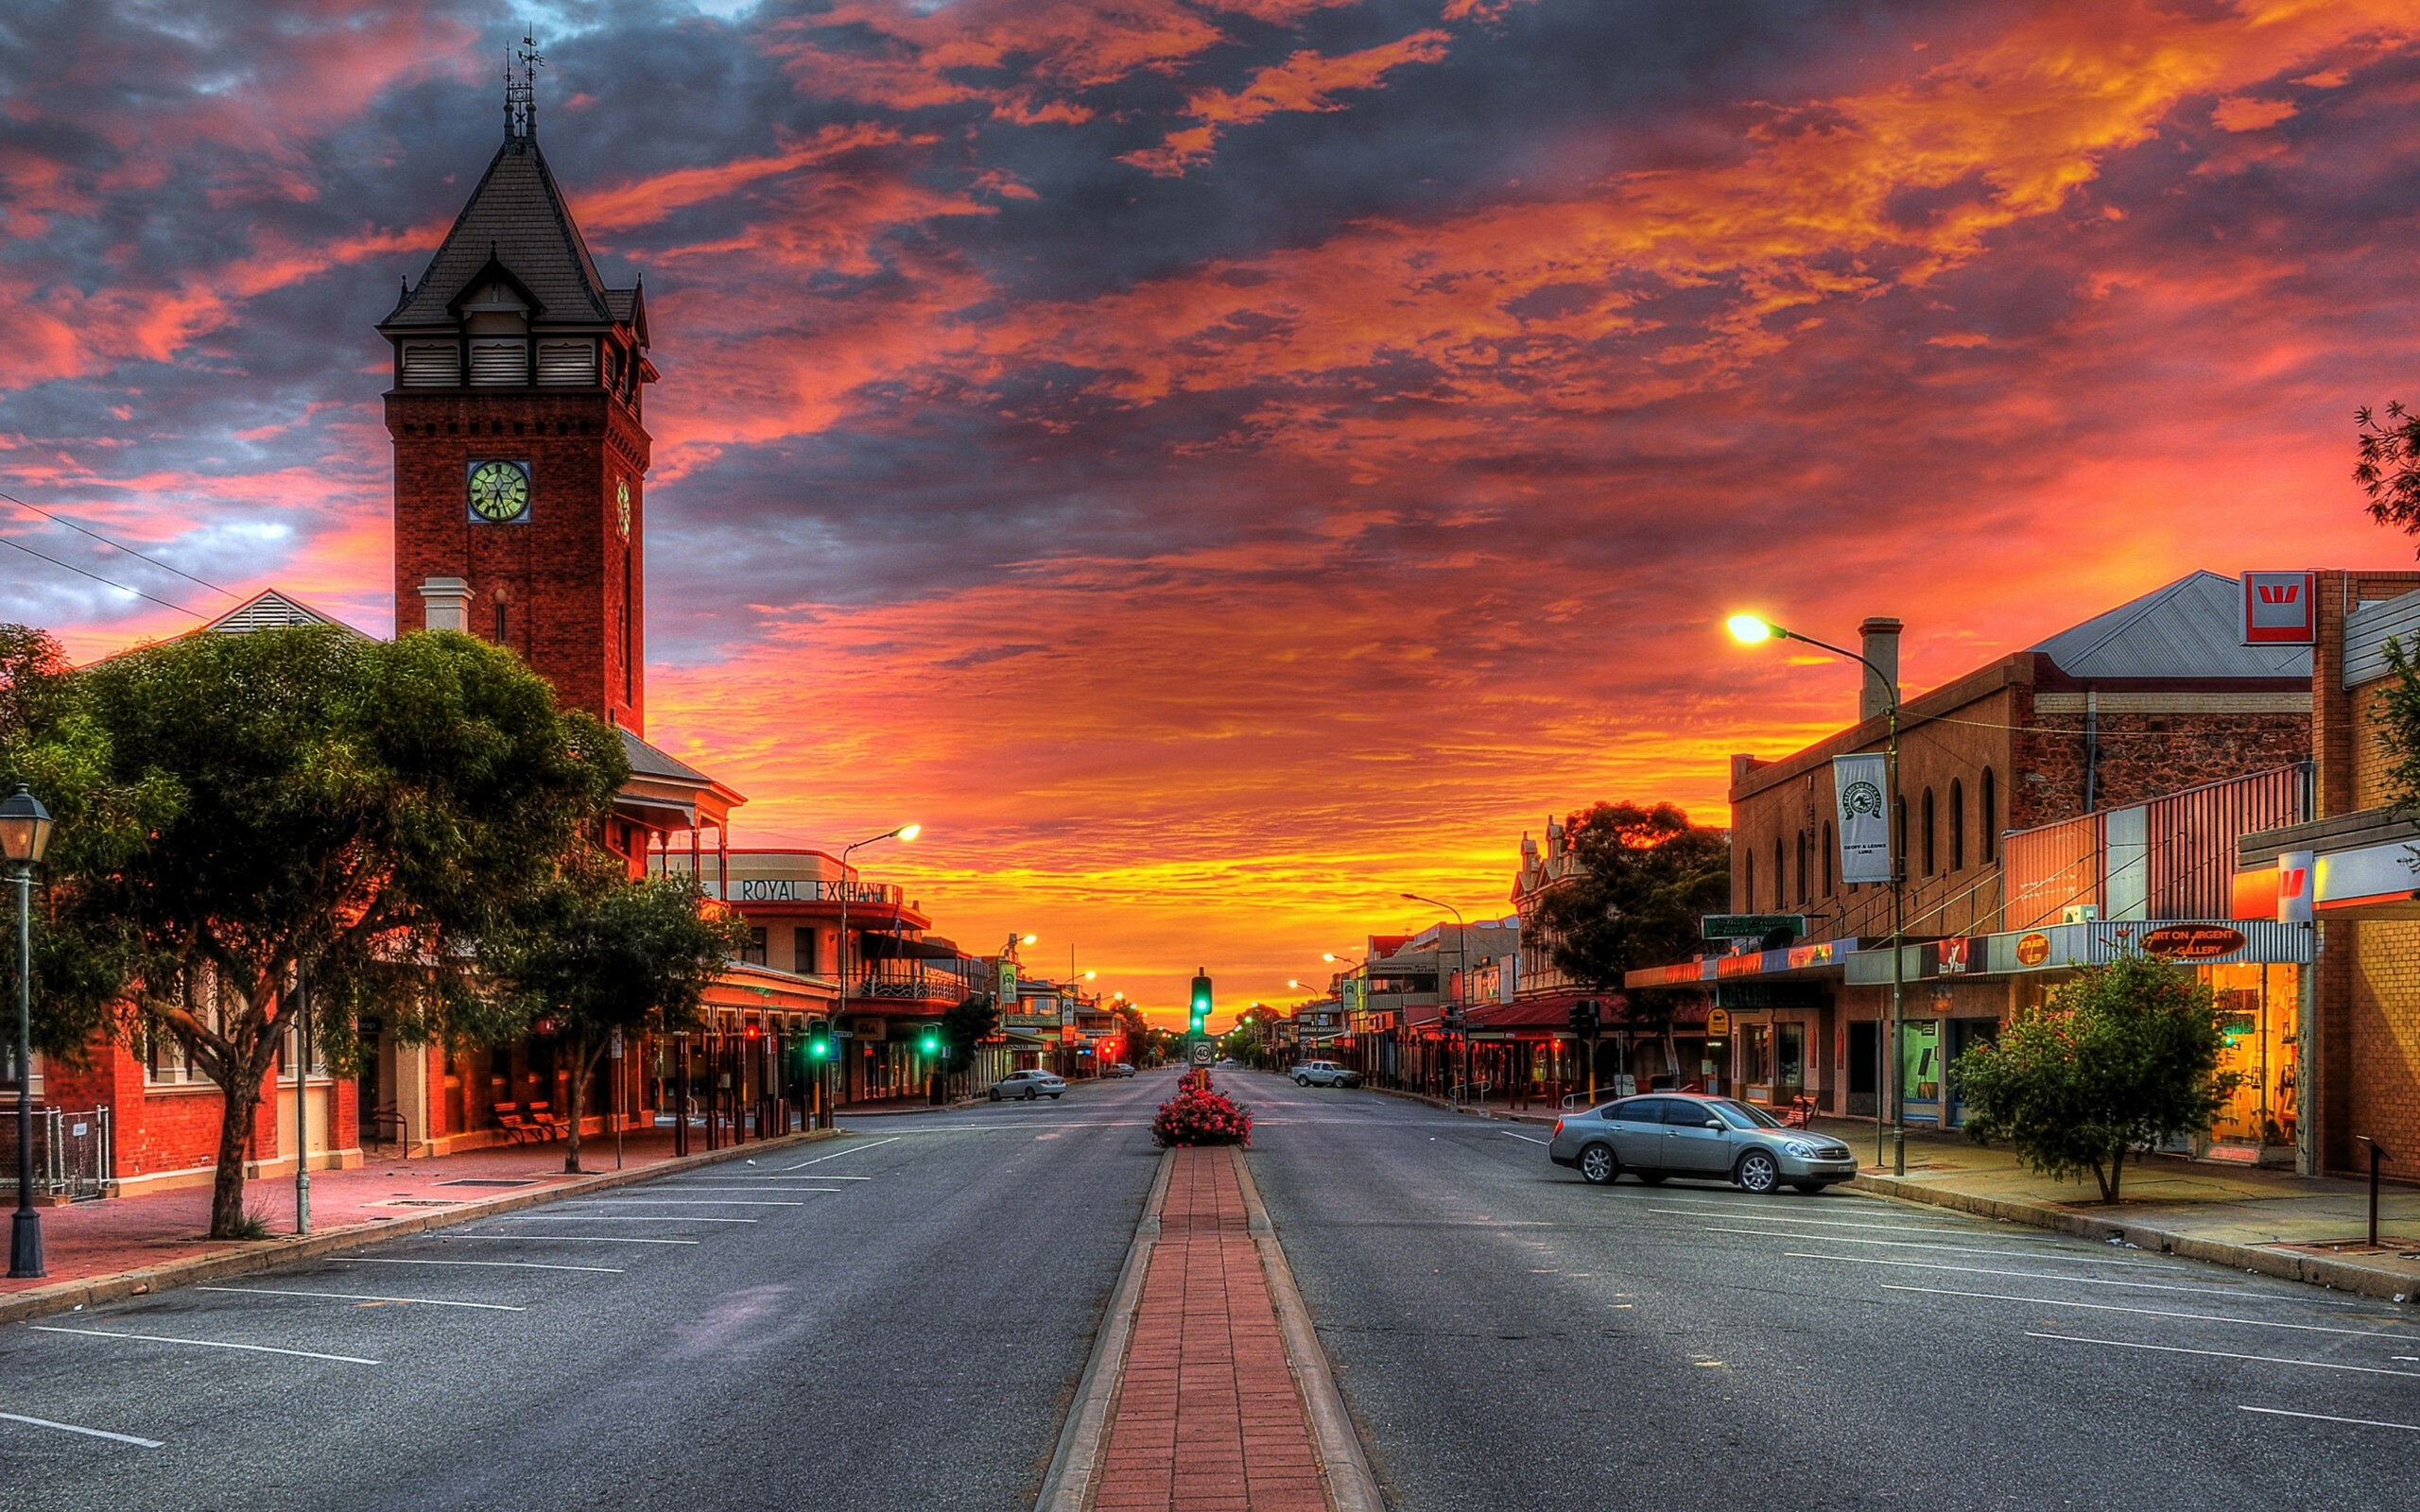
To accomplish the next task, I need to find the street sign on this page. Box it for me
[1703,914,1805,941]
[1705,1007,1732,1037]
[1188,1040,1215,1067]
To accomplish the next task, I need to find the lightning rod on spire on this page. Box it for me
[505,28,544,143]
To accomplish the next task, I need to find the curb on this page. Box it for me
[1848,1172,2420,1305]
[1233,1146,1385,1512]
[1037,1146,1175,1512]
[0,1126,843,1328]
[1366,1085,1557,1127]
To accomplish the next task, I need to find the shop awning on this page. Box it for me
[1843,919,2308,985]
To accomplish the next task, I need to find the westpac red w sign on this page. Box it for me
[2242,571,2317,644]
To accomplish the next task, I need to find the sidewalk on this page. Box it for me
[0,1124,832,1321]
[1091,1147,1329,1512]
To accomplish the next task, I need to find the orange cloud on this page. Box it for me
[1122,28,1455,175]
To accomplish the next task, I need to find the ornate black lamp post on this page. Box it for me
[2,783,56,1279]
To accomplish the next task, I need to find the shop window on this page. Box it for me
[740,927,768,966]
[1740,1023,1772,1093]
[1949,778,1965,871]
[1921,787,1937,876]
[1981,767,1997,862]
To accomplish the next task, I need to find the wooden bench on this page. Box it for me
[1784,1094,1820,1127]
[493,1103,549,1144]
[525,1101,570,1141]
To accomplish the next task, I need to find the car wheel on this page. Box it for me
[1736,1149,1782,1194]
[1577,1143,1618,1185]
[990,1089,1001,1102]
[1791,1181,1828,1194]
[1636,1173,1668,1185]
[1024,1088,1037,1101]
[1295,1076,1308,1087]
[1050,1092,1063,1099]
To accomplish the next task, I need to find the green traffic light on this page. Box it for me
[920,1029,940,1054]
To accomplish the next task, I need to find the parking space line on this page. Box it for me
[29,1326,378,1365]
[1645,1206,2024,1237]
[0,1410,164,1448]
[495,1214,758,1224]
[335,1258,623,1274]
[1700,1228,2176,1268]
[779,1137,900,1170]
[1497,1131,1547,1145]
[2031,1332,2420,1378]
[437,1234,700,1245]
[580,1198,806,1207]
[1784,1251,2371,1307]
[1884,1283,2420,1340]
[650,1182,855,1189]
[2239,1405,2420,1432]
[197,1286,527,1312]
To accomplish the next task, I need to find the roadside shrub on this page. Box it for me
[1151,1080,1253,1147]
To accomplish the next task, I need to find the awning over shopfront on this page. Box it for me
[1843,919,2308,985]
[1623,938,1859,990]
[2238,808,2420,921]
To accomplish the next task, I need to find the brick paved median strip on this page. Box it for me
[1085,1147,1333,1512]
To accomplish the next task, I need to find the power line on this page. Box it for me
[0,487,238,599]
[0,536,206,619]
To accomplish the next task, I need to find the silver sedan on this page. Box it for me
[1547,1092,1859,1194]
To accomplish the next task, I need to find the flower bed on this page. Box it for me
[1150,1077,1253,1147]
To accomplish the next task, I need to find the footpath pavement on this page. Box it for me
[0,1124,831,1321]
[1375,1082,2420,1300]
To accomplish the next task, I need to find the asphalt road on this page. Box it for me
[1240,1070,2418,1511]
[0,1069,1173,1512]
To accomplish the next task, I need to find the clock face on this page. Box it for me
[616,477,631,541]
[466,459,532,524]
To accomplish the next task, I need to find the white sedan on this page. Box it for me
[990,1070,1066,1101]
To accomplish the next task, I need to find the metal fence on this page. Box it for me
[0,1106,112,1201]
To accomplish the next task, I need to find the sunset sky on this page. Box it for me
[6,1,2420,1020]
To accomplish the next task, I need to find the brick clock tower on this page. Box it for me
[379,60,650,737]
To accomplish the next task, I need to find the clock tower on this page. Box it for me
[380,52,650,735]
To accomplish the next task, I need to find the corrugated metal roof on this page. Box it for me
[619,726,713,784]
[2030,570,2310,679]
[384,139,623,329]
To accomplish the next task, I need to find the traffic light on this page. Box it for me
[918,1023,941,1056]
[806,1020,833,1062]
[1568,999,1600,1036]
[1190,968,1213,1034]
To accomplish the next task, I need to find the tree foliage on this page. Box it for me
[2367,636,2420,823]
[1533,801,1730,1060]
[941,990,1002,1072]
[486,854,748,1172]
[2355,402,2420,546]
[1952,954,2237,1202]
[15,624,629,1235]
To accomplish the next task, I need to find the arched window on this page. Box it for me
[1950,778,1965,872]
[1822,821,1835,895]
[1922,788,1937,876]
[1795,831,1808,905]
[1772,838,1785,910]
[1981,767,1998,862]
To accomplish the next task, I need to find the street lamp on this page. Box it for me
[1403,892,1472,1102]
[2,783,54,1279]
[1730,611,1905,1175]
[829,822,919,1129]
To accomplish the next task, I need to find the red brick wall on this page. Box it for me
[386,388,649,734]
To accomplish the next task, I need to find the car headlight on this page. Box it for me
[1782,1141,1820,1158]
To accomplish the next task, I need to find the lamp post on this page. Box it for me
[1322,952,1372,1082]
[2,784,55,1279]
[1403,893,1469,1102]
[829,822,920,1129]
[1730,613,1906,1176]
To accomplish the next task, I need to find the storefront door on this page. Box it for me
[1775,1022,1805,1105]
[1901,1020,1942,1125]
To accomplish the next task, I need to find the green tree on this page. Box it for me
[1533,801,1730,1074]
[1952,954,2238,1202]
[2356,402,2420,544]
[941,990,1002,1091]
[32,624,626,1237]
[2368,637,2420,820]
[488,855,748,1173]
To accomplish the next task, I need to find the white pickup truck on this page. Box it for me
[1291,1060,1362,1088]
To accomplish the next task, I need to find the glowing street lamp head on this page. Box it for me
[1020,933,1038,945]
[1726,613,1778,645]
[1321,953,1343,963]
[894,822,922,842]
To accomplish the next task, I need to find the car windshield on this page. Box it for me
[1706,1099,1784,1129]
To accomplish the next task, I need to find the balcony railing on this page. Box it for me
[856,972,968,1004]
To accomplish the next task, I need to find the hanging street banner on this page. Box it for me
[1832,752,1893,885]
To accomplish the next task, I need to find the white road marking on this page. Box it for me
[1647,1206,2024,1238]
[335,1258,623,1274]
[1784,1251,2371,1307]
[579,1198,805,1207]
[1497,1131,1547,1145]
[29,1326,378,1365]
[2030,1332,2420,1378]
[780,1137,901,1170]
[0,1410,164,1448]
[1699,1227,2175,1269]
[2239,1405,2420,1432]
[497,1214,758,1224]
[437,1234,700,1245]
[653,1181,858,1188]
[1883,1284,2420,1341]
[196,1286,526,1312]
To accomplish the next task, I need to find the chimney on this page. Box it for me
[1858,617,1902,722]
